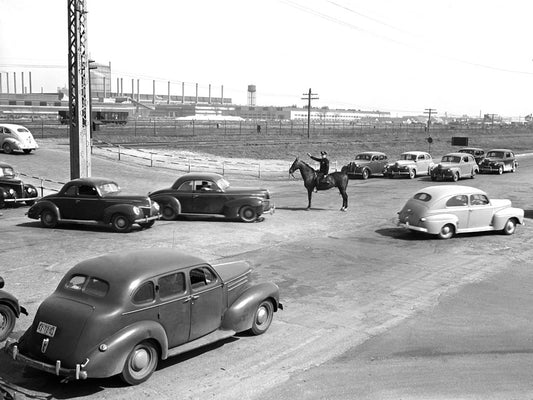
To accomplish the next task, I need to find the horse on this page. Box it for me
[289,157,349,211]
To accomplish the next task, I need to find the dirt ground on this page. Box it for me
[0,142,532,399]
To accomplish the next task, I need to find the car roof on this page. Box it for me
[176,172,224,181]
[459,147,483,151]
[0,123,30,130]
[401,151,429,156]
[416,185,487,199]
[356,151,386,156]
[68,249,207,285]
[0,162,13,168]
[443,152,472,157]
[486,148,513,152]
[64,177,117,186]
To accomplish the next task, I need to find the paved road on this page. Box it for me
[0,143,532,399]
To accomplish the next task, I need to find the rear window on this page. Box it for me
[413,192,431,202]
[65,274,109,297]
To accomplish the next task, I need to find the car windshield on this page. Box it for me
[401,154,417,161]
[355,154,371,161]
[64,274,109,298]
[441,156,461,163]
[98,182,120,195]
[216,178,230,190]
[0,167,15,178]
[487,151,504,158]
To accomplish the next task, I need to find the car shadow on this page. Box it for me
[15,221,148,233]
[376,227,504,241]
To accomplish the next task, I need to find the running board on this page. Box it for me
[165,329,236,359]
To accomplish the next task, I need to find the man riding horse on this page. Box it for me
[307,151,329,191]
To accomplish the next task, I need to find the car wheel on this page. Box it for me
[40,209,58,228]
[0,304,16,342]
[361,168,369,180]
[23,149,32,154]
[502,218,517,235]
[438,224,455,240]
[498,165,503,175]
[139,220,155,229]
[239,205,257,222]
[2,142,13,154]
[471,169,477,179]
[452,172,459,182]
[430,175,437,181]
[111,213,132,233]
[161,205,177,221]
[511,164,517,173]
[25,200,36,206]
[408,169,415,179]
[250,300,274,335]
[120,341,159,385]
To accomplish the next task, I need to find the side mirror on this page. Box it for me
[0,277,4,289]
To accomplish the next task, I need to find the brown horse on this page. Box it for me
[289,157,349,211]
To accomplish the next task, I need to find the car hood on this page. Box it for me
[0,177,23,185]
[212,260,252,283]
[435,162,459,168]
[225,187,269,195]
[490,199,512,208]
[19,295,94,366]
[103,193,150,201]
[394,160,415,166]
[481,157,503,163]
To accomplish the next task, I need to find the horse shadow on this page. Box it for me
[524,210,533,220]
[275,206,337,212]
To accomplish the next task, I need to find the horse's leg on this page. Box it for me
[339,187,348,211]
[307,188,313,209]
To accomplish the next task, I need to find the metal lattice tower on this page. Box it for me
[68,0,91,179]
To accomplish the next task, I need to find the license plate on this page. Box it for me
[37,321,57,338]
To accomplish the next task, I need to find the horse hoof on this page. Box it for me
[340,207,347,212]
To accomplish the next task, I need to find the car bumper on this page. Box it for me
[3,196,39,204]
[133,214,161,224]
[431,171,453,180]
[4,340,88,380]
[479,167,498,173]
[398,221,428,233]
[387,170,410,176]
[263,204,275,215]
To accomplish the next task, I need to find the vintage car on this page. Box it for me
[27,177,160,232]
[0,124,39,154]
[0,276,28,342]
[149,172,274,222]
[341,151,388,179]
[479,149,518,174]
[430,153,479,181]
[5,249,283,384]
[458,147,485,165]
[0,162,39,207]
[397,185,524,239]
[384,151,434,179]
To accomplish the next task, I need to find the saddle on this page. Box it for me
[316,173,334,190]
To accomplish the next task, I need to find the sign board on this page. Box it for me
[451,137,469,146]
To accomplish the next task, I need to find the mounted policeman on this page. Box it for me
[307,151,330,191]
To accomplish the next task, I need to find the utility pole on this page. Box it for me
[424,108,436,153]
[68,0,91,179]
[301,88,319,139]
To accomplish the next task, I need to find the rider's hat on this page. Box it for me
[321,151,327,155]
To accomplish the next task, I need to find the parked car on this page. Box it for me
[0,276,28,342]
[458,147,485,165]
[5,249,283,384]
[0,162,39,208]
[397,185,524,239]
[430,152,479,181]
[27,177,160,232]
[149,172,275,222]
[479,149,518,174]
[341,151,388,179]
[384,151,434,179]
[0,124,39,154]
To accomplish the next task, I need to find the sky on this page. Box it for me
[1,0,533,118]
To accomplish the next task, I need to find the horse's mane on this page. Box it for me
[297,159,314,170]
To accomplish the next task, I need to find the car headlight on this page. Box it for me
[133,206,140,214]
[153,202,160,211]
[8,188,16,197]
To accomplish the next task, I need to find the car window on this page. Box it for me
[195,180,218,192]
[64,274,109,297]
[462,156,469,162]
[446,195,468,207]
[380,155,387,161]
[413,192,431,202]
[78,185,98,196]
[64,185,78,196]
[177,181,194,192]
[470,194,489,206]
[0,166,15,177]
[158,272,186,299]
[190,267,218,290]
[98,182,120,195]
[132,281,155,304]
[506,152,511,157]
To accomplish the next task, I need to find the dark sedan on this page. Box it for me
[0,276,27,342]
[0,162,39,208]
[27,177,160,232]
[149,172,274,222]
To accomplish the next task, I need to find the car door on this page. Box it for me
[156,272,191,348]
[467,194,494,229]
[444,195,469,231]
[460,156,470,176]
[52,184,79,219]
[504,152,514,171]
[377,155,388,174]
[173,180,194,213]
[74,184,105,220]
[192,180,227,214]
[188,265,224,341]
[416,154,429,174]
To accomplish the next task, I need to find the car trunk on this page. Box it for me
[398,199,429,224]
[21,295,94,367]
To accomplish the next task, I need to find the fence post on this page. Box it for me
[258,163,261,179]
[188,159,191,173]
[41,119,44,138]
[134,119,137,136]
[153,120,156,136]
[192,120,195,136]
[118,145,121,161]
[40,179,44,197]
[222,161,225,176]
[150,153,154,167]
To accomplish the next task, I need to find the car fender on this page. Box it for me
[150,194,181,214]
[492,207,524,230]
[102,204,140,224]
[422,213,459,235]
[223,197,264,216]
[83,320,169,379]
[2,137,22,150]
[27,200,60,220]
[0,290,23,318]
[221,282,281,333]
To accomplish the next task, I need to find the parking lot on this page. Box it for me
[1,142,533,399]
